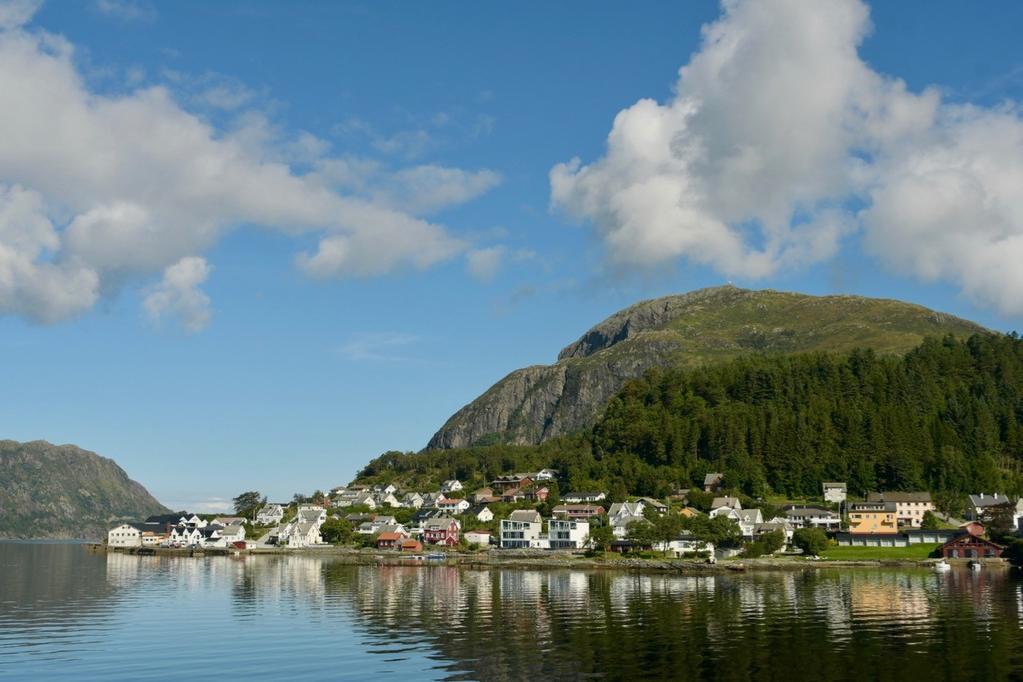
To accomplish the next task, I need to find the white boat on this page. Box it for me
[934,560,951,571]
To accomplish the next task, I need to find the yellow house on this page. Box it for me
[848,501,898,534]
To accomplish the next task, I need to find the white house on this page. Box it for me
[170,525,203,546]
[465,530,492,547]
[662,536,715,558]
[437,498,471,514]
[500,510,543,549]
[374,483,398,496]
[756,520,794,546]
[374,492,402,508]
[179,514,208,528]
[967,493,1023,530]
[467,505,494,522]
[217,524,246,545]
[276,506,327,548]
[784,505,841,530]
[634,497,668,515]
[709,507,762,538]
[548,519,590,549]
[107,524,142,548]
[822,482,847,504]
[402,492,424,509]
[562,492,607,504]
[608,501,645,519]
[441,480,463,493]
[353,493,377,509]
[534,469,559,482]
[255,504,285,526]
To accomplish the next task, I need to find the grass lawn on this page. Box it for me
[821,543,941,560]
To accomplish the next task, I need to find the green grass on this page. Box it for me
[821,543,940,560]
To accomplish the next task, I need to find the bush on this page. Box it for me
[792,527,829,556]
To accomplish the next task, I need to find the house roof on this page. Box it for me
[465,530,491,537]
[377,532,403,542]
[634,497,667,508]
[943,534,1005,549]
[608,502,643,517]
[711,496,741,509]
[968,493,1011,508]
[866,491,932,503]
[822,482,847,490]
[850,501,898,512]
[704,473,723,485]
[508,510,542,523]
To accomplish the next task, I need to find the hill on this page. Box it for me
[357,333,1023,506]
[427,285,988,449]
[0,440,169,540]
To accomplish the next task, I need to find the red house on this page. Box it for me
[941,533,1004,559]
[377,532,405,549]
[399,539,423,553]
[423,518,460,546]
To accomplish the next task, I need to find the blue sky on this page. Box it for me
[1,0,1022,511]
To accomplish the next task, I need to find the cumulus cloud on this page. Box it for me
[551,0,1023,316]
[143,256,212,332]
[0,7,498,326]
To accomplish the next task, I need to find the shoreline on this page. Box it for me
[87,544,1013,575]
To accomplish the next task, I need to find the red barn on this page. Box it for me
[941,533,1004,559]
[377,532,404,549]
[399,539,423,552]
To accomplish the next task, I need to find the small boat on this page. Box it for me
[934,559,951,571]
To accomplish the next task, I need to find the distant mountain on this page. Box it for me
[427,285,988,449]
[0,440,169,540]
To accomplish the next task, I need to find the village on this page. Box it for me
[104,469,1023,568]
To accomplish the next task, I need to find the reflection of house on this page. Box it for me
[822,482,847,504]
[942,533,1004,559]
[848,501,897,534]
[866,492,934,528]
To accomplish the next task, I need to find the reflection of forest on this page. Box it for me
[223,556,1023,681]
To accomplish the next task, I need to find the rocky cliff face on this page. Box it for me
[0,440,169,539]
[427,286,988,449]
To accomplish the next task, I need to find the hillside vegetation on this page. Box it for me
[0,440,169,539]
[428,286,987,449]
[358,334,1023,508]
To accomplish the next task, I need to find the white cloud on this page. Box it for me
[93,0,156,23]
[143,256,212,332]
[337,332,419,362]
[0,15,499,325]
[466,246,504,283]
[0,0,39,30]
[551,0,1023,316]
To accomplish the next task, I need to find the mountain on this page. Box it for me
[0,440,169,540]
[427,285,988,450]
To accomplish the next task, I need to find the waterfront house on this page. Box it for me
[275,506,327,548]
[865,492,934,528]
[703,473,724,493]
[376,530,409,549]
[755,520,794,545]
[548,519,590,549]
[562,491,607,504]
[170,524,203,546]
[500,510,543,548]
[552,504,605,520]
[423,518,460,546]
[440,480,463,494]
[709,507,762,538]
[784,505,841,530]
[848,501,898,534]
[663,535,714,558]
[215,524,246,545]
[466,505,494,522]
[437,497,471,514]
[942,533,1004,559]
[400,539,423,553]
[822,482,847,504]
[465,530,491,547]
[107,524,142,548]
[710,496,741,511]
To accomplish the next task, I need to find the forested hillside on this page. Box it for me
[357,334,1023,507]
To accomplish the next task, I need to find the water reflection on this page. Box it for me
[2,544,1023,680]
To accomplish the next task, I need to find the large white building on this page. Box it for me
[548,519,590,549]
[500,510,543,549]
[107,524,142,548]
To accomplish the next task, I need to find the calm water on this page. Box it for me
[2,544,1023,680]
